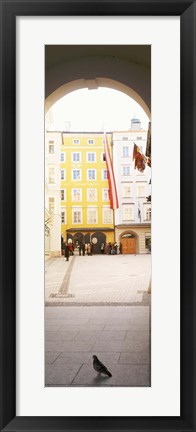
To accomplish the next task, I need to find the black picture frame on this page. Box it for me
[0,1,195,431]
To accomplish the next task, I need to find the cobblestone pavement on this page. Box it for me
[45,305,150,387]
[45,254,151,305]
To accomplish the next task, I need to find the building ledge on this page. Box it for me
[115,223,151,228]
[66,227,114,232]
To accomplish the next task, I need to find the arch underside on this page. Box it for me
[45,56,151,119]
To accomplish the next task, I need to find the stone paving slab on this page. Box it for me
[71,364,150,387]
[119,352,150,365]
[45,351,61,364]
[45,331,78,341]
[54,351,121,365]
[45,305,150,387]
[46,363,82,386]
[45,340,95,352]
[75,330,127,342]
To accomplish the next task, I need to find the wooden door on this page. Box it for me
[121,238,136,254]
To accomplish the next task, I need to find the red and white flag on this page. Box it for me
[104,134,119,210]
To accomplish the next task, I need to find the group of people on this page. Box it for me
[78,243,91,256]
[63,241,94,260]
[62,240,120,261]
[100,242,118,255]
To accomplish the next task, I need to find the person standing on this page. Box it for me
[64,242,70,261]
[108,242,112,255]
[100,243,105,254]
[90,242,94,255]
[105,243,109,255]
[82,243,85,256]
[69,242,74,256]
[114,242,118,254]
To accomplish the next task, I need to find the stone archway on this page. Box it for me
[45,46,151,119]
[46,77,150,119]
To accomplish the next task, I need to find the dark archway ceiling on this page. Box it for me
[45,45,151,72]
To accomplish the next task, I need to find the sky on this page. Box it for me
[47,87,149,132]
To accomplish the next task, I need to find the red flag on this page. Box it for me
[132,143,147,173]
[104,134,119,210]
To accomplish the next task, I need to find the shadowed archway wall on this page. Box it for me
[45,45,151,119]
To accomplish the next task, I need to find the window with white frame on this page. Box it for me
[61,189,66,201]
[72,189,82,202]
[123,205,134,221]
[72,169,81,180]
[122,136,128,141]
[87,208,98,224]
[73,139,80,145]
[61,169,66,180]
[88,139,94,145]
[72,152,81,162]
[144,206,151,221]
[102,169,108,180]
[48,141,54,153]
[103,207,113,224]
[122,166,131,176]
[87,169,96,180]
[122,184,132,198]
[72,208,82,224]
[87,188,97,202]
[48,166,55,184]
[122,146,129,157]
[87,152,96,162]
[60,152,65,162]
[49,197,55,214]
[102,188,109,201]
[61,208,66,224]
[137,184,146,197]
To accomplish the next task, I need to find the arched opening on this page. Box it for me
[45,46,151,258]
[120,231,139,254]
[45,78,150,120]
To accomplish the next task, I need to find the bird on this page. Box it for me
[92,355,112,377]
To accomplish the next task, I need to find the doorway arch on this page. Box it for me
[120,231,139,254]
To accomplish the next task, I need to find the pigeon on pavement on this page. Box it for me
[92,355,112,377]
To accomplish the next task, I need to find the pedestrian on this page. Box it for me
[114,242,118,255]
[61,236,65,256]
[82,243,85,256]
[108,242,112,255]
[100,242,105,254]
[105,243,109,254]
[90,242,93,255]
[69,242,74,256]
[64,242,70,261]
[79,243,82,256]
[87,243,91,256]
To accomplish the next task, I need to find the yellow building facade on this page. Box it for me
[60,132,114,253]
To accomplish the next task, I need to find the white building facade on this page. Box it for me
[113,120,151,254]
[45,132,62,258]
